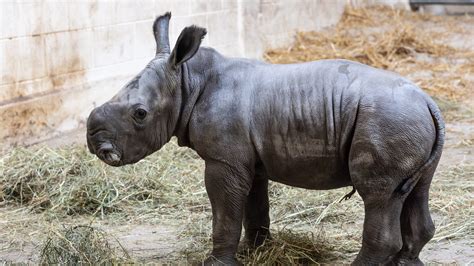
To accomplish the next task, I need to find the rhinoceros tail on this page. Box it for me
[397,100,445,195]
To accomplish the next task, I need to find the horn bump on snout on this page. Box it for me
[153,12,172,55]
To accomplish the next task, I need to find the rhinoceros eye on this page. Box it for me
[134,108,147,120]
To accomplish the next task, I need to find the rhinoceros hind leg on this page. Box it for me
[352,195,404,265]
[391,176,435,265]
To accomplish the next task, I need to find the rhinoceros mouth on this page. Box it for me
[101,151,122,167]
[96,143,123,167]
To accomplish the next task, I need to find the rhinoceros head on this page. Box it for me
[86,13,206,166]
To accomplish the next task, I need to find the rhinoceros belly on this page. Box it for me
[258,135,352,190]
[249,60,362,189]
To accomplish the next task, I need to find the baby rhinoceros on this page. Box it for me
[87,13,444,265]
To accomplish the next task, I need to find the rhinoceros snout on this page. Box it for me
[97,142,122,166]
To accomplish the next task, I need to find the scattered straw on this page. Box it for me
[0,138,471,263]
[239,231,341,265]
[0,146,169,217]
[40,225,129,264]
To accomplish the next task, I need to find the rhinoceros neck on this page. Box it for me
[173,47,220,147]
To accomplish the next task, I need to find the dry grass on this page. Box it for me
[265,5,474,120]
[429,163,474,242]
[40,225,129,264]
[0,146,167,217]
[239,231,343,264]
[1,140,471,263]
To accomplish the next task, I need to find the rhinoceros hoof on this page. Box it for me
[203,255,240,266]
[390,256,424,266]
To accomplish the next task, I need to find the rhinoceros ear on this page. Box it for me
[153,12,171,55]
[169,25,207,69]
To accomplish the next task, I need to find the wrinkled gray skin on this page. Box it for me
[87,13,444,265]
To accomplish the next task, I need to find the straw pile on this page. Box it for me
[265,5,474,120]
[0,146,168,217]
[40,225,129,264]
[2,140,470,263]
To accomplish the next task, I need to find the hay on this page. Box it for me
[0,139,472,263]
[429,163,474,242]
[264,5,474,120]
[40,225,129,264]
[239,231,341,264]
[0,146,170,217]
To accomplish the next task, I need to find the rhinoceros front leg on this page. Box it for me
[243,176,271,248]
[203,160,253,265]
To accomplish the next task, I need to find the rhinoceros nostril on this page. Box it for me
[98,142,114,153]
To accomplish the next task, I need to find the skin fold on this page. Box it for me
[87,13,445,265]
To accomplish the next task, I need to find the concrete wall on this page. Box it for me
[0,0,406,145]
